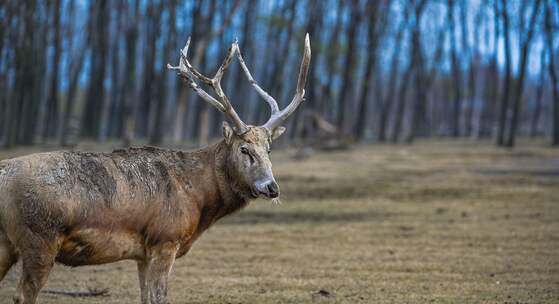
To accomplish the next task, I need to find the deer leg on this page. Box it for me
[146,243,179,304]
[137,260,149,304]
[0,233,18,282]
[13,250,55,304]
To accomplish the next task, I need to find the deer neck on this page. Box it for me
[206,140,250,220]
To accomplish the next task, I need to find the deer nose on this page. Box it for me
[266,181,280,198]
[257,180,280,198]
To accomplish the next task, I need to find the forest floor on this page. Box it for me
[0,140,558,304]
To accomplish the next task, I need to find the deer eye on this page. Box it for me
[240,146,249,154]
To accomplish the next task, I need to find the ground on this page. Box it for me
[0,140,558,304]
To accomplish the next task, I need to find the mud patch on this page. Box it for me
[18,191,65,240]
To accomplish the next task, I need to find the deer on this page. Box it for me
[0,34,311,304]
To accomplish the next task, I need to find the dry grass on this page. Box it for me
[0,140,558,303]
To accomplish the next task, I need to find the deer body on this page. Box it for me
[0,141,245,265]
[0,34,310,304]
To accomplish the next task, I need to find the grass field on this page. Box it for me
[0,140,558,303]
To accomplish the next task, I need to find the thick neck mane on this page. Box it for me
[205,140,251,221]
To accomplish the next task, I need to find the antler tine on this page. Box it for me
[168,37,248,134]
[214,43,235,83]
[234,41,280,114]
[167,40,225,112]
[179,37,213,85]
[263,33,311,130]
[211,42,248,134]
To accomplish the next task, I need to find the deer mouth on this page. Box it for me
[249,187,260,199]
[249,187,279,200]
[255,186,280,200]
[260,190,279,199]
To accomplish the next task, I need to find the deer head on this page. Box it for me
[168,34,311,200]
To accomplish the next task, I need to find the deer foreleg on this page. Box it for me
[137,260,149,304]
[13,250,55,304]
[146,243,179,304]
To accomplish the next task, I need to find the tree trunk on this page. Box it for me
[149,0,173,145]
[544,0,559,146]
[82,0,109,139]
[322,0,344,122]
[354,0,387,140]
[478,5,500,139]
[106,1,124,140]
[336,0,361,135]
[405,0,427,144]
[60,50,86,147]
[504,0,541,147]
[138,1,160,138]
[530,48,546,137]
[378,9,407,142]
[10,0,43,146]
[496,0,512,146]
[391,63,413,143]
[232,0,257,121]
[121,0,140,146]
[460,1,474,137]
[448,0,462,138]
[43,0,61,141]
[173,1,202,143]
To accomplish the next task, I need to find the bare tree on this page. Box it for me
[120,0,140,146]
[337,0,361,135]
[478,3,500,138]
[322,0,345,123]
[149,0,176,145]
[405,0,428,143]
[448,0,462,137]
[354,0,389,140]
[60,1,88,147]
[495,0,512,146]
[544,0,559,146]
[173,1,202,143]
[43,0,61,141]
[505,0,542,147]
[106,0,125,139]
[81,0,109,139]
[138,0,162,138]
[530,47,547,137]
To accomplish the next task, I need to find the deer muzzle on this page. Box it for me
[255,179,280,199]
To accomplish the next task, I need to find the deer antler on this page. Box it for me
[168,37,248,134]
[235,33,311,131]
[170,34,311,134]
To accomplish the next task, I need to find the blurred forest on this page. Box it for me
[0,0,558,149]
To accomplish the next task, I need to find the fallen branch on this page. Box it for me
[42,288,109,298]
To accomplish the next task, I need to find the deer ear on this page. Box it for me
[222,121,235,144]
[271,126,286,140]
